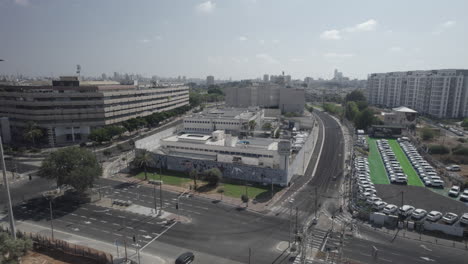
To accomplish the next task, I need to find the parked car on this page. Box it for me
[412,209,427,220]
[372,200,387,210]
[442,212,458,225]
[460,213,468,225]
[446,165,461,171]
[460,190,468,202]
[426,211,442,222]
[431,180,444,188]
[448,186,461,197]
[399,205,415,217]
[383,204,398,215]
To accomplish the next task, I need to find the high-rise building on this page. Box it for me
[263,74,269,82]
[367,69,468,118]
[0,76,189,146]
[206,75,215,86]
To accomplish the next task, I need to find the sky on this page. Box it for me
[1,0,467,80]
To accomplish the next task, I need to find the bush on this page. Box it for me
[203,168,222,186]
[457,138,466,143]
[421,127,437,141]
[241,194,249,203]
[428,145,450,155]
[452,145,468,156]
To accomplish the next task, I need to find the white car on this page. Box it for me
[383,204,398,215]
[442,212,458,225]
[366,196,382,205]
[372,200,387,210]
[446,165,461,171]
[448,186,461,197]
[460,190,468,202]
[426,211,443,222]
[399,205,415,217]
[431,180,444,188]
[412,209,427,219]
[460,213,468,225]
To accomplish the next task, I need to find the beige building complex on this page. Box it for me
[367,69,468,119]
[0,76,189,146]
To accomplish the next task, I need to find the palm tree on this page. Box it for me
[23,122,43,146]
[134,150,152,180]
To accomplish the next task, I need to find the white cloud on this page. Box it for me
[323,53,355,59]
[345,19,378,33]
[196,1,216,14]
[138,39,151,43]
[433,20,456,35]
[258,39,265,45]
[320,29,341,40]
[256,53,279,64]
[389,46,403,52]
[154,35,163,40]
[14,0,29,6]
[239,36,248,41]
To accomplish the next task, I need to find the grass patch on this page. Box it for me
[134,170,282,201]
[387,139,424,187]
[136,170,192,186]
[367,137,390,184]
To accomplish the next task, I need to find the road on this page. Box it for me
[9,178,293,264]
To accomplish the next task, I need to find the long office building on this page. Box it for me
[367,69,468,118]
[0,76,189,146]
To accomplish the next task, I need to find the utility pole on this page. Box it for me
[289,199,294,248]
[401,191,404,206]
[295,207,299,235]
[153,182,157,213]
[124,240,128,262]
[314,187,318,219]
[0,135,16,239]
[248,247,251,264]
[49,199,54,239]
[159,172,163,214]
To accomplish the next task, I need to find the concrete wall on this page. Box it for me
[279,88,306,113]
[149,153,288,186]
[135,125,180,151]
[423,221,464,237]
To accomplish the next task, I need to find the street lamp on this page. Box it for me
[1,135,16,239]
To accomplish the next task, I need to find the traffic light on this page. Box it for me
[29,175,32,181]
[132,235,136,243]
[176,203,179,210]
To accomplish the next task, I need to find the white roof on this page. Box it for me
[393,106,417,113]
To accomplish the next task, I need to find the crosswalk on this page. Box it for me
[308,228,327,250]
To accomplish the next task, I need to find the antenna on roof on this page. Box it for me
[76,64,81,77]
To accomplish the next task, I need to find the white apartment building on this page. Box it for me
[367,70,468,118]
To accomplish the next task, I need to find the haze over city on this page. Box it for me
[1,0,468,79]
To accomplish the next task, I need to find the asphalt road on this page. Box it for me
[9,178,293,264]
[271,111,345,225]
[342,225,468,264]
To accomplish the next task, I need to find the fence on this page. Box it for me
[1,226,113,264]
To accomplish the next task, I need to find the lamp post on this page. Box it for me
[1,135,16,239]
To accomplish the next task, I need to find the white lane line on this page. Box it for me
[127,227,134,229]
[139,229,146,233]
[140,221,177,252]
[102,230,110,234]
[381,258,392,263]
[71,213,77,216]
[89,218,97,221]
[80,215,87,219]
[118,216,126,219]
[112,223,119,226]
[105,213,112,216]
[114,233,123,237]
[359,252,372,257]
[100,220,108,224]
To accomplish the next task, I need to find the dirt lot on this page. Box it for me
[374,184,468,217]
[22,249,99,264]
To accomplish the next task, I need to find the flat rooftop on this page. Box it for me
[162,133,279,151]
[186,107,259,120]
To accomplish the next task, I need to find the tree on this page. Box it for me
[262,122,272,131]
[23,121,43,145]
[217,188,225,200]
[203,168,222,186]
[354,108,375,130]
[133,150,153,181]
[462,119,468,128]
[421,127,436,141]
[189,169,198,190]
[241,194,249,207]
[345,90,366,102]
[38,147,101,193]
[428,145,450,154]
[345,101,360,121]
[248,120,257,131]
[0,231,33,264]
[88,128,110,143]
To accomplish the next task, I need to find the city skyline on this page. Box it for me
[1,0,467,80]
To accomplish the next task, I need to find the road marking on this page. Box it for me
[420,257,435,262]
[381,258,392,263]
[390,252,402,256]
[71,213,77,216]
[420,245,432,252]
[140,221,177,252]
[139,229,146,233]
[127,227,134,229]
[89,218,97,221]
[359,252,371,257]
[81,207,89,211]
[105,213,112,216]
[80,215,87,219]
[100,220,108,224]
[118,215,126,219]
[112,223,119,226]
[114,233,123,237]
[84,221,91,224]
